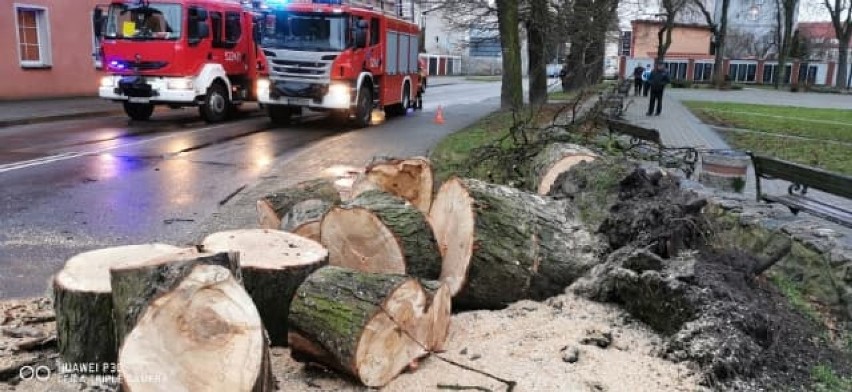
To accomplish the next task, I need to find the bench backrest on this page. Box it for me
[750,153,852,199]
[606,119,663,145]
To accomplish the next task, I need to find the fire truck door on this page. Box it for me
[364,17,382,74]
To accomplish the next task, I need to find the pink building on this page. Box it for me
[1,0,103,100]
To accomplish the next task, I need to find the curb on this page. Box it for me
[0,109,124,128]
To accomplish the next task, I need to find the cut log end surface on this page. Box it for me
[256,200,281,230]
[428,178,475,296]
[119,264,272,392]
[54,244,183,293]
[351,157,434,214]
[201,229,327,269]
[320,207,406,274]
[537,154,597,195]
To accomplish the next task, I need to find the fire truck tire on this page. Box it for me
[268,105,293,126]
[199,83,230,123]
[354,87,372,127]
[123,102,154,121]
[386,84,411,117]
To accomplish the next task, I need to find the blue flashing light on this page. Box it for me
[108,60,128,71]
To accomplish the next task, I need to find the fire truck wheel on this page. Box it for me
[354,87,372,127]
[123,102,154,121]
[199,83,230,123]
[268,105,293,126]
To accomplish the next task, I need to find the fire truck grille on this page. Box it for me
[269,59,329,80]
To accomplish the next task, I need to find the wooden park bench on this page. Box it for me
[606,119,698,178]
[748,152,852,228]
[601,80,632,119]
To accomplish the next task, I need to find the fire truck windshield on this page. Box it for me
[103,3,181,40]
[260,12,348,52]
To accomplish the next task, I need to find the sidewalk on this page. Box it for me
[619,89,852,235]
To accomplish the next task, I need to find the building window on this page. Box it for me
[664,61,688,80]
[693,63,713,81]
[728,63,757,82]
[620,31,632,56]
[15,5,51,68]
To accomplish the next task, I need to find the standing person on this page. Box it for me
[646,63,671,116]
[632,64,645,95]
[641,64,652,96]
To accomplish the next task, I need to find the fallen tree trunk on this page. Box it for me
[256,179,341,235]
[529,143,598,195]
[53,244,182,366]
[429,177,600,309]
[118,264,273,392]
[289,266,448,387]
[350,156,434,214]
[321,190,441,279]
[110,250,241,350]
[201,229,327,346]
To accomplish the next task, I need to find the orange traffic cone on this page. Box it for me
[434,105,445,125]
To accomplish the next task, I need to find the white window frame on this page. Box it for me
[14,3,52,68]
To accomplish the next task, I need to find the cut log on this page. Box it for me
[350,156,434,214]
[429,177,601,309]
[281,199,335,242]
[118,264,273,392]
[110,250,241,350]
[320,190,441,279]
[200,229,327,346]
[288,266,435,387]
[256,178,341,231]
[419,280,452,352]
[52,244,182,366]
[529,143,598,195]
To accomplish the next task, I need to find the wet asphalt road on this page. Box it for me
[0,80,501,298]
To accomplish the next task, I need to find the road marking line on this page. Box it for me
[0,121,258,175]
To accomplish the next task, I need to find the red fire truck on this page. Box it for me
[254,0,423,126]
[94,0,266,122]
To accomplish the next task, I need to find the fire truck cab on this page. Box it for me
[94,0,265,122]
[255,0,422,126]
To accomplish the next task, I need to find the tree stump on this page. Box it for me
[53,244,182,366]
[200,229,327,346]
[429,177,601,309]
[256,179,341,235]
[118,264,274,392]
[320,190,441,279]
[529,143,598,195]
[289,266,450,387]
[110,250,241,350]
[350,156,434,214]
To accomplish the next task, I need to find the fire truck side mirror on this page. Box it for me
[92,8,104,38]
[354,21,368,49]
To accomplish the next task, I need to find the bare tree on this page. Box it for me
[693,0,730,87]
[823,0,852,88]
[774,0,800,88]
[656,0,689,64]
[527,0,549,105]
[562,0,620,90]
[497,0,524,109]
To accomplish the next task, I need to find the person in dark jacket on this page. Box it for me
[632,64,645,96]
[646,63,671,116]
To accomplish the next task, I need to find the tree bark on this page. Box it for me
[110,250,241,350]
[350,156,434,215]
[256,178,341,231]
[713,0,730,87]
[528,143,598,195]
[52,244,182,367]
[288,266,436,387]
[429,177,601,309]
[496,0,523,109]
[527,0,548,106]
[200,229,328,346]
[118,264,274,392]
[320,190,442,280]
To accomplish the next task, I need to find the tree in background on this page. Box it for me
[496,0,524,109]
[774,0,800,88]
[693,0,730,87]
[823,0,852,89]
[562,0,620,90]
[526,0,550,105]
[656,0,689,64]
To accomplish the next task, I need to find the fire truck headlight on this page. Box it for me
[256,79,270,96]
[167,78,194,90]
[327,83,350,105]
[100,76,115,88]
